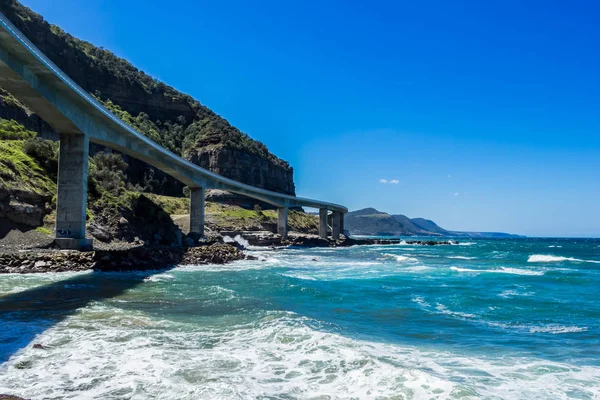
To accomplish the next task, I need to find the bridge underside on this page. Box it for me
[0,15,346,249]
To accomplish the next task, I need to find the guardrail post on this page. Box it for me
[190,187,205,237]
[319,208,328,239]
[54,133,93,250]
[278,207,288,238]
[332,211,341,240]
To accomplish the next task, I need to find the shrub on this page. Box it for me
[23,137,59,179]
[90,151,128,196]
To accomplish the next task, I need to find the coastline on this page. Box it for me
[0,231,458,274]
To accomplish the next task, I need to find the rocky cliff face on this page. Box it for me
[0,0,296,196]
[187,146,295,194]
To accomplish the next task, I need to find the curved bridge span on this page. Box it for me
[0,13,346,249]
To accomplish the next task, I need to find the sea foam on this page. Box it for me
[383,253,419,263]
[528,254,600,264]
[450,266,544,276]
[1,310,597,400]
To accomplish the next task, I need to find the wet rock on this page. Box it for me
[32,343,44,349]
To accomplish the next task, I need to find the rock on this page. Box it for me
[183,236,195,247]
[0,394,30,400]
[88,222,113,243]
[33,260,47,268]
[32,343,44,349]
[0,189,49,229]
[118,217,129,226]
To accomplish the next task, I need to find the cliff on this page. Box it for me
[0,0,295,196]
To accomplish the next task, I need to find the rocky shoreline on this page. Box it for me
[0,231,459,274]
[222,230,460,248]
[0,243,245,274]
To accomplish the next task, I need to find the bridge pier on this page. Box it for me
[54,133,93,250]
[278,207,288,238]
[319,208,328,239]
[332,211,341,240]
[189,187,205,237]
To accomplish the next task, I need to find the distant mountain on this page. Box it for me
[345,208,523,238]
[411,218,450,235]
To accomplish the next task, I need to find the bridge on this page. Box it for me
[0,13,347,249]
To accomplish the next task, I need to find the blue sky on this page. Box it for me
[20,0,600,237]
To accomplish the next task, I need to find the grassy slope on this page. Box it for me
[0,141,55,196]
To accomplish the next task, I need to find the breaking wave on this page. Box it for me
[528,255,600,264]
[450,266,544,276]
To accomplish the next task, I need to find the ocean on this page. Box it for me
[0,238,599,399]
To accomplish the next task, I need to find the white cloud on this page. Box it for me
[379,179,388,184]
[389,179,399,184]
[454,192,459,196]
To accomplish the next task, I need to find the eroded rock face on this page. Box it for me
[188,146,295,195]
[0,189,49,230]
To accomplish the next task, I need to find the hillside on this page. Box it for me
[0,0,295,196]
[345,208,523,238]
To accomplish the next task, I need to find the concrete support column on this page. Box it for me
[55,133,92,250]
[340,213,345,237]
[319,208,328,239]
[332,211,341,240]
[190,187,205,236]
[278,207,288,238]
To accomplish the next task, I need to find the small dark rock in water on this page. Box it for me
[245,255,258,260]
[0,395,30,400]
[312,258,318,261]
[32,343,44,349]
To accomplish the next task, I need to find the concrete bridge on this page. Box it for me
[0,13,347,249]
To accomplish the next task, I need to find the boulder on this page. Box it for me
[88,222,113,243]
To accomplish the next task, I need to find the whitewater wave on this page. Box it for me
[2,310,597,400]
[383,253,419,263]
[528,255,600,264]
[143,273,175,282]
[487,321,589,335]
[498,289,535,298]
[450,266,544,276]
[447,255,476,260]
[435,303,477,319]
[404,265,433,272]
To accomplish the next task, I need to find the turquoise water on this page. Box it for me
[0,238,599,399]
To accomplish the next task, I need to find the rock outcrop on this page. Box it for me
[0,243,246,274]
[0,188,50,234]
[188,147,295,196]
